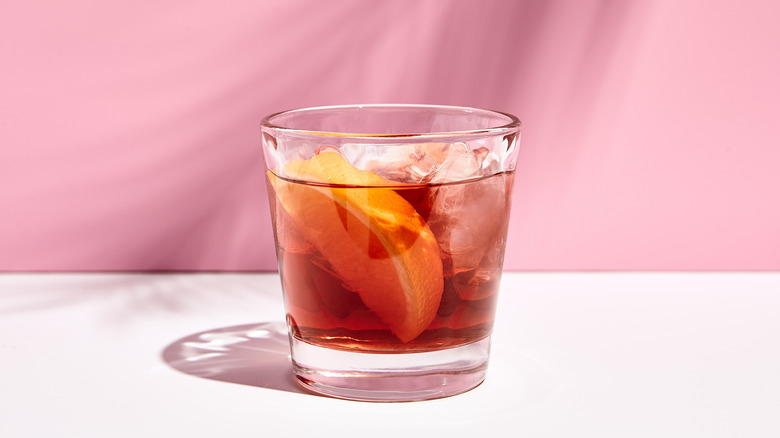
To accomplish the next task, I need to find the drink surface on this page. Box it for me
[268,166,514,353]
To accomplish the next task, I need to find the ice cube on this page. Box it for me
[427,143,481,183]
[426,171,508,271]
[339,142,503,184]
[452,264,502,301]
[339,143,437,183]
[473,146,502,175]
[451,192,508,300]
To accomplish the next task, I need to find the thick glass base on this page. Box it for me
[290,335,491,402]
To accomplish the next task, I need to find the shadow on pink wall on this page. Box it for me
[1,0,778,271]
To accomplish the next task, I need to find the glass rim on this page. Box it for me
[260,103,521,139]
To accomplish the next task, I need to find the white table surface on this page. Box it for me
[1,272,778,437]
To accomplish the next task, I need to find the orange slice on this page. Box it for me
[268,151,443,342]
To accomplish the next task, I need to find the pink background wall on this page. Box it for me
[1,0,778,271]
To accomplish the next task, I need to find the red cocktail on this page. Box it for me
[262,105,520,401]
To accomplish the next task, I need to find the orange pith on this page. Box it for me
[268,151,444,342]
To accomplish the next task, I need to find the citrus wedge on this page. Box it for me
[268,151,444,342]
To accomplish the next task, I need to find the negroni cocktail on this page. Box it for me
[268,151,513,353]
[261,104,520,401]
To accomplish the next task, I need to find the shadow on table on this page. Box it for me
[162,321,314,396]
[163,321,560,406]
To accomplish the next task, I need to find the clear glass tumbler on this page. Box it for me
[260,104,521,401]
